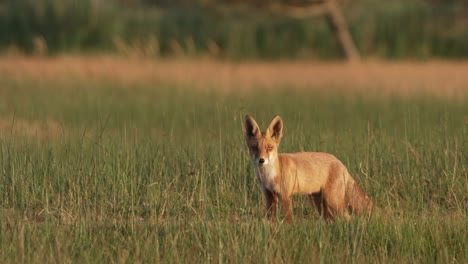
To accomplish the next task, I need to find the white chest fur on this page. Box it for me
[255,163,279,193]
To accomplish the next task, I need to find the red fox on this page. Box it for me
[243,115,373,222]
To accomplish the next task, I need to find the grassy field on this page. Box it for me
[0,58,466,263]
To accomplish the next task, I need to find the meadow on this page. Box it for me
[0,57,466,263]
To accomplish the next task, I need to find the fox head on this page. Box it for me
[243,115,283,166]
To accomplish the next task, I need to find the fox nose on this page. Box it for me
[259,158,265,164]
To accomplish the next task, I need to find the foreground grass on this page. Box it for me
[0,78,466,263]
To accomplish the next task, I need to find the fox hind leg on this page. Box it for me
[322,188,351,221]
[309,193,334,222]
[321,165,352,221]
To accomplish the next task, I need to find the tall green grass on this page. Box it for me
[0,78,466,262]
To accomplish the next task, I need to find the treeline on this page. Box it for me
[0,0,467,59]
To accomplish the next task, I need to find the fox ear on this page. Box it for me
[244,115,261,139]
[266,115,283,142]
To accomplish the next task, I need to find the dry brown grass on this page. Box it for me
[0,116,63,140]
[0,55,467,97]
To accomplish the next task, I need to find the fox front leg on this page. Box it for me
[264,190,278,221]
[281,198,293,223]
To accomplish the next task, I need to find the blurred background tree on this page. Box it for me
[0,0,466,59]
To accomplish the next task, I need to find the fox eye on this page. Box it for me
[267,145,273,151]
